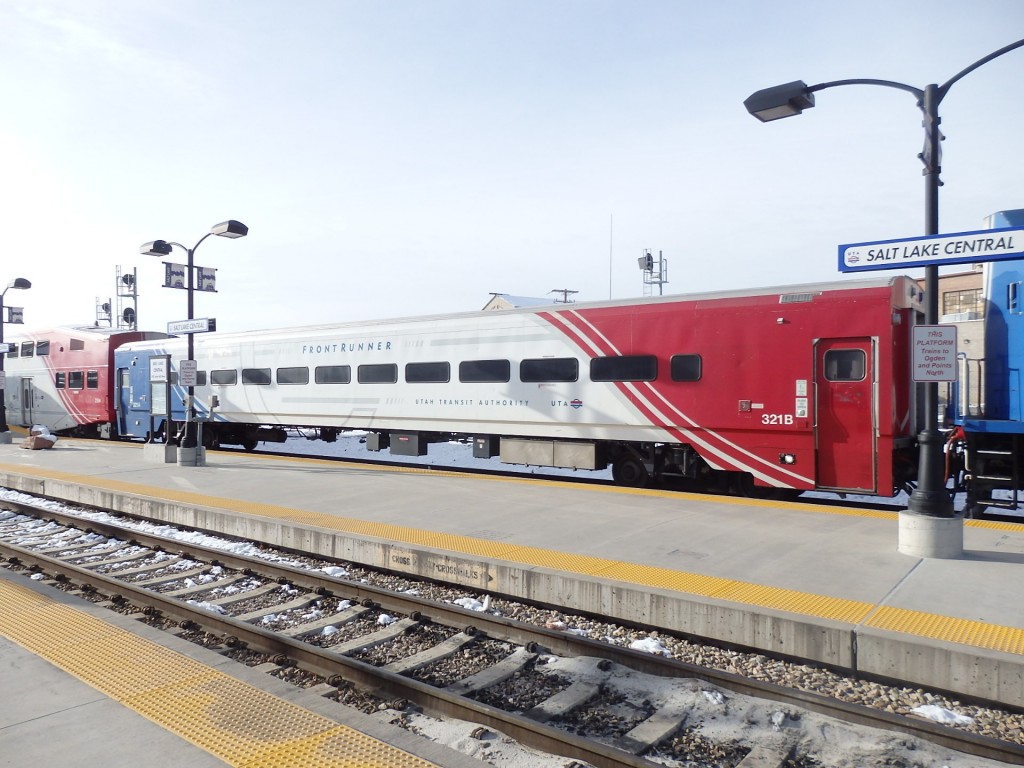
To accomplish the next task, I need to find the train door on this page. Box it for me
[19,378,34,426]
[116,368,131,436]
[814,338,876,492]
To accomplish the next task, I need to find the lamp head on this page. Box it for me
[744,80,815,122]
[6,278,31,291]
[210,220,248,239]
[141,240,173,256]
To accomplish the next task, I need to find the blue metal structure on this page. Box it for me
[949,209,1024,512]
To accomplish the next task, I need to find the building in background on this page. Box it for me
[920,267,985,421]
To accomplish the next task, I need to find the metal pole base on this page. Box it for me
[143,443,178,464]
[0,431,13,445]
[898,511,964,559]
[178,446,206,467]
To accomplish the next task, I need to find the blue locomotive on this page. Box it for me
[950,208,1024,514]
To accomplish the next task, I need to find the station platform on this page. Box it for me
[1,437,1023,720]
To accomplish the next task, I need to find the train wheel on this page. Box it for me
[612,456,650,488]
[242,437,258,452]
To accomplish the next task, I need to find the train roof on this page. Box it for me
[114,275,919,348]
[6,325,155,339]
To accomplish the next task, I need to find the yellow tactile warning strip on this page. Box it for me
[0,578,438,768]
[2,459,1023,657]
[864,605,1024,655]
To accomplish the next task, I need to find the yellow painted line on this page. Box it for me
[864,605,1024,655]
[2,460,1022,656]
[0,579,438,767]
[251,451,904,519]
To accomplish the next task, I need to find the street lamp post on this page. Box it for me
[0,277,32,444]
[744,38,1024,558]
[141,220,248,454]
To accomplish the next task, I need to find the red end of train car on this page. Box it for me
[539,275,923,495]
[4,326,166,436]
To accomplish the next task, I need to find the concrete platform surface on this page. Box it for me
[1,438,1023,710]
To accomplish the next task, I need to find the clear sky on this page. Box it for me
[2,1,1022,333]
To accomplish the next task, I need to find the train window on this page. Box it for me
[406,361,450,383]
[315,365,351,384]
[242,368,272,385]
[590,355,657,382]
[211,369,238,386]
[670,354,702,382]
[69,371,84,389]
[20,342,34,357]
[70,338,85,351]
[358,363,398,384]
[35,340,50,356]
[520,358,578,383]
[87,371,99,389]
[823,349,866,382]
[459,359,511,383]
[55,372,65,388]
[277,366,310,385]
[5,343,17,358]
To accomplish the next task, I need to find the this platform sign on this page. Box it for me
[179,359,198,387]
[839,227,1024,273]
[912,325,957,382]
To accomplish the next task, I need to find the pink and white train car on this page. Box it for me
[3,326,166,436]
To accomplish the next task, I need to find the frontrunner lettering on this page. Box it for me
[300,340,393,354]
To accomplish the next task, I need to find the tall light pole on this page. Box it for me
[0,277,32,444]
[141,220,248,450]
[744,38,1024,557]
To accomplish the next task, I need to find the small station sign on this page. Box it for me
[167,318,217,335]
[839,227,1024,273]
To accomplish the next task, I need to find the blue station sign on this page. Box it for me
[839,226,1024,273]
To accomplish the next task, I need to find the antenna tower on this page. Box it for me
[638,249,669,296]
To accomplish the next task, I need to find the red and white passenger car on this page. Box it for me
[111,276,924,496]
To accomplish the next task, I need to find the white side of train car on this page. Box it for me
[123,310,675,444]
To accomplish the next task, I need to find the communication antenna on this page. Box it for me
[549,289,578,304]
[638,249,669,296]
[116,266,138,330]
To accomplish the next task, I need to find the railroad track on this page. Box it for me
[0,495,1022,768]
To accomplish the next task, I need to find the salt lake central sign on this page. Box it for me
[167,318,217,335]
[839,227,1024,273]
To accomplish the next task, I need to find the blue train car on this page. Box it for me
[115,337,286,450]
[950,208,1024,512]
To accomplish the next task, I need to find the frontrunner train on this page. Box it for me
[3,209,1023,512]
